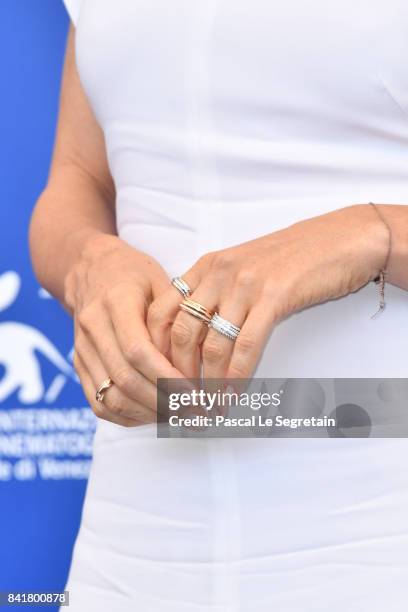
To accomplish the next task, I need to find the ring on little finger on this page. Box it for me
[95,377,115,403]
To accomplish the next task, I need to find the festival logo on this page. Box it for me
[0,270,93,482]
[0,270,79,405]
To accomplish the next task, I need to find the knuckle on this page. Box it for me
[235,268,257,289]
[121,419,138,429]
[72,351,82,374]
[105,395,128,418]
[113,367,139,395]
[77,305,97,332]
[171,320,193,347]
[91,401,105,419]
[212,251,235,272]
[203,339,225,364]
[227,363,248,379]
[147,300,166,327]
[196,251,214,269]
[260,281,276,299]
[102,286,118,307]
[235,333,256,355]
[73,335,86,360]
[102,282,129,308]
[132,406,149,422]
[124,341,145,365]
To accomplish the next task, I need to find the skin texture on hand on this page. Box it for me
[147,203,389,382]
[65,233,188,426]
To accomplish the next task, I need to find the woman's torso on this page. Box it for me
[64,4,408,609]
[73,0,408,376]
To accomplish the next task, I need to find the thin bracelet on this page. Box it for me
[368,202,392,318]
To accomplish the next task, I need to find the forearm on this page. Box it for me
[29,165,117,309]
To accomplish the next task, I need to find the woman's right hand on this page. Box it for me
[65,232,186,426]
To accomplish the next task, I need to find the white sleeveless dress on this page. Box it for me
[63,1,408,610]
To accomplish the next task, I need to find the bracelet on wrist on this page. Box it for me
[368,202,392,318]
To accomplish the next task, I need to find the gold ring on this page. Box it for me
[180,298,213,324]
[95,377,114,403]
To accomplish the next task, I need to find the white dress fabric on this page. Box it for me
[63,1,408,610]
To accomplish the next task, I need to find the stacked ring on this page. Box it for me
[209,312,241,340]
[180,298,213,324]
[172,277,191,298]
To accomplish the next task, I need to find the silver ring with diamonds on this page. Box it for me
[171,277,192,298]
[208,312,241,341]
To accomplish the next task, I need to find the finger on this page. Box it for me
[108,287,189,384]
[147,286,182,358]
[171,277,220,379]
[226,301,276,380]
[148,269,200,357]
[78,304,160,411]
[202,298,249,380]
[75,333,158,423]
[73,352,141,427]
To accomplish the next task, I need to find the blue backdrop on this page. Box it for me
[0,3,93,607]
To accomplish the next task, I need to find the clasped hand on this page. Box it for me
[70,205,386,426]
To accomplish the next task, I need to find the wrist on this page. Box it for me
[63,230,118,313]
[343,203,390,282]
[274,204,391,314]
[296,204,389,281]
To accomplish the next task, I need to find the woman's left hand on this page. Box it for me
[147,204,388,380]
